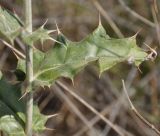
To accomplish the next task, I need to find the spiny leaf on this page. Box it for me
[0,78,50,135]
[0,78,25,135]
[19,106,49,133]
[22,23,55,46]
[0,78,25,127]
[17,24,148,87]
[0,115,25,136]
[0,7,22,43]
[33,106,48,133]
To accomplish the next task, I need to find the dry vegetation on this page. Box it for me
[0,0,160,136]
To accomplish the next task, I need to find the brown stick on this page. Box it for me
[122,80,160,136]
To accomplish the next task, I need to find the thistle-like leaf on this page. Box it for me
[0,7,22,43]
[0,78,51,135]
[0,115,25,136]
[17,24,149,87]
[0,78,25,135]
[0,78,25,125]
[18,105,49,134]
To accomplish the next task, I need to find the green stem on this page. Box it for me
[24,0,33,136]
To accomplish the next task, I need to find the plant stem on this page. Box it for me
[24,0,33,136]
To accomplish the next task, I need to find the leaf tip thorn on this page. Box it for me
[71,78,75,86]
[137,66,143,74]
[98,13,102,26]
[44,127,55,131]
[144,43,157,61]
[99,71,103,78]
[47,113,59,119]
[42,19,48,28]
[55,21,61,35]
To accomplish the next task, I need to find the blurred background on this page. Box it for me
[0,0,160,136]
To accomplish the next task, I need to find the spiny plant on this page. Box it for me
[0,1,156,136]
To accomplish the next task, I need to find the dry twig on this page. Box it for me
[150,0,160,46]
[0,39,26,59]
[118,0,155,28]
[122,80,160,136]
[56,80,125,136]
[54,85,98,136]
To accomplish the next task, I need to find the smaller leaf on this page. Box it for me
[0,79,25,116]
[0,78,50,135]
[18,105,49,133]
[32,106,48,133]
[0,78,25,135]
[0,7,22,42]
[0,115,25,136]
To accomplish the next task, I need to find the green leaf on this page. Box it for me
[17,24,148,87]
[0,115,25,136]
[22,24,55,46]
[0,78,25,135]
[0,78,25,126]
[0,7,22,42]
[0,79,49,135]
[32,106,48,133]
[19,106,49,133]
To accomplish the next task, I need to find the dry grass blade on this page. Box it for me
[54,85,98,136]
[118,0,155,28]
[0,39,26,59]
[56,80,125,136]
[150,1,160,46]
[73,101,116,136]
[122,80,160,136]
